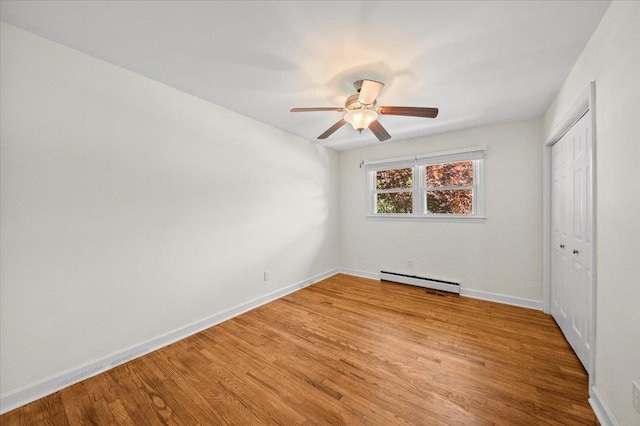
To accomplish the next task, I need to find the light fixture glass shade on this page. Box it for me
[344,108,378,131]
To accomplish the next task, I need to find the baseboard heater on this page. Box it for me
[380,271,460,294]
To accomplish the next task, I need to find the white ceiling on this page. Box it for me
[0,1,610,151]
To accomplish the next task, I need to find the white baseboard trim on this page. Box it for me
[340,269,542,310]
[0,267,339,415]
[339,268,380,280]
[459,288,542,310]
[589,385,618,426]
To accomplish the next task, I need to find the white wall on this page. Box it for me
[0,22,339,396]
[339,119,543,304]
[544,2,640,424]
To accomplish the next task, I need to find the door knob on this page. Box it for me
[560,244,565,249]
[573,250,579,254]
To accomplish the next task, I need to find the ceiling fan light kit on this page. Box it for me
[291,79,439,142]
[344,108,378,131]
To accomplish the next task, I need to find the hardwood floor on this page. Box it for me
[1,274,596,425]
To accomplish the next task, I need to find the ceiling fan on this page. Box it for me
[290,79,438,142]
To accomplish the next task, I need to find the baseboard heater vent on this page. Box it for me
[380,271,460,294]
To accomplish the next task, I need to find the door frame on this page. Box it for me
[542,81,597,385]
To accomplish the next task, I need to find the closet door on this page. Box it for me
[551,134,570,331]
[550,112,592,373]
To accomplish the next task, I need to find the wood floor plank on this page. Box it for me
[0,274,596,425]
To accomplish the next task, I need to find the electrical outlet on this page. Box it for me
[264,271,270,282]
[633,380,640,415]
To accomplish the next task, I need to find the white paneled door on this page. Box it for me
[550,112,593,373]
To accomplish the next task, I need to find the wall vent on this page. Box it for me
[380,271,460,294]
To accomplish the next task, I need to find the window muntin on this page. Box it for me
[366,149,484,220]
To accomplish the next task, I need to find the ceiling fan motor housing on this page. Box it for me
[345,93,377,111]
[345,93,360,110]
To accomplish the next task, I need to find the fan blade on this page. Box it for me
[369,120,391,142]
[290,107,344,112]
[318,119,347,139]
[358,80,384,105]
[378,106,439,118]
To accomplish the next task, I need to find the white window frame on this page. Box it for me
[366,147,486,222]
[371,165,415,215]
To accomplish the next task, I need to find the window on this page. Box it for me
[366,148,485,221]
[425,161,473,215]
[374,168,413,214]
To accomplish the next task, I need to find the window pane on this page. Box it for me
[376,192,413,214]
[376,168,413,190]
[426,161,473,187]
[426,189,472,214]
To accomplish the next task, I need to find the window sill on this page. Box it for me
[366,215,486,223]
